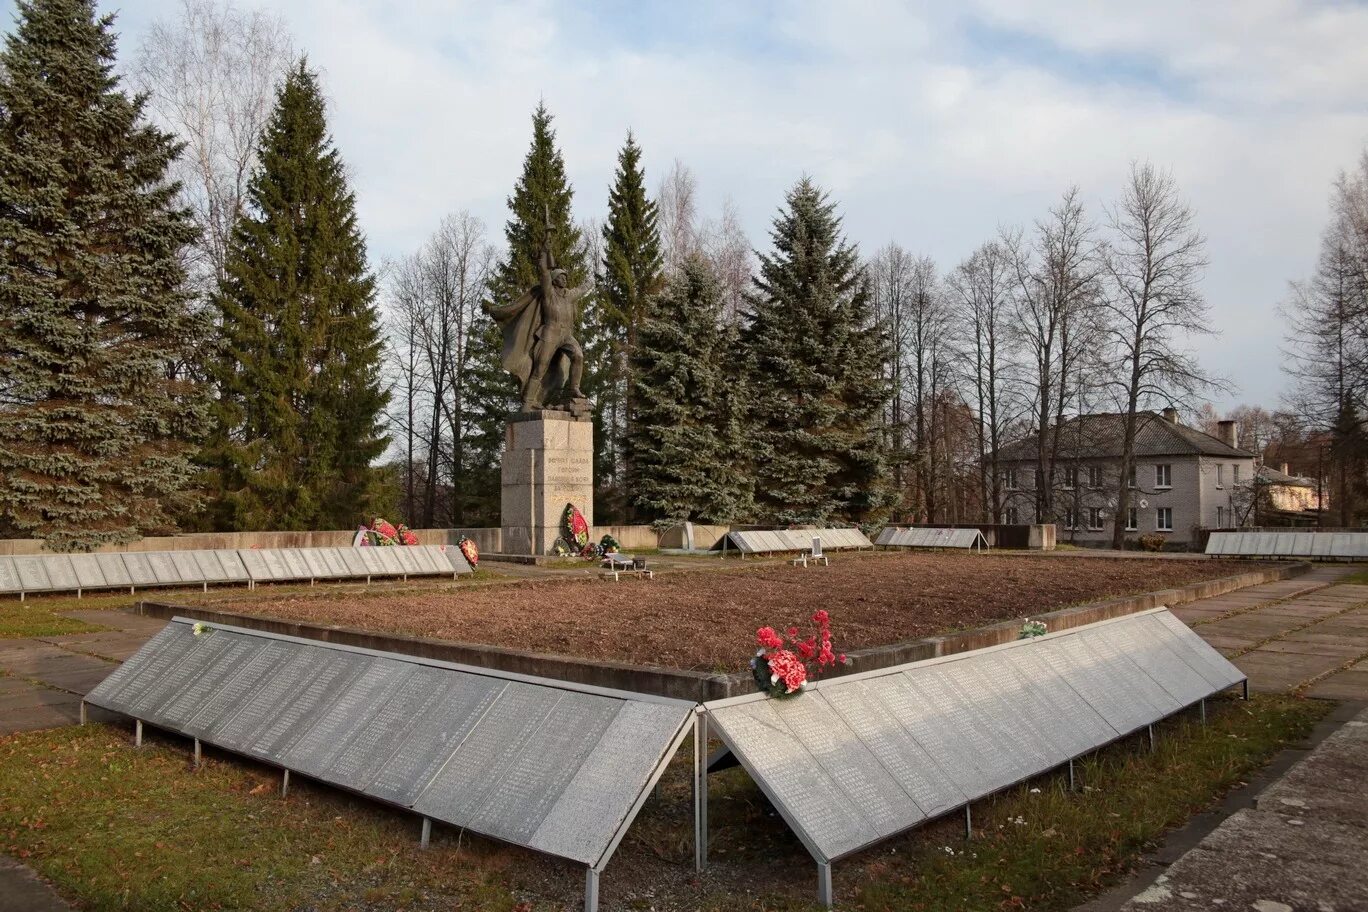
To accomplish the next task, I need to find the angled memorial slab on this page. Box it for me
[41,555,80,593]
[701,607,1245,907]
[0,557,22,594]
[13,556,54,592]
[94,553,134,589]
[214,550,251,582]
[67,554,108,592]
[876,527,987,551]
[83,618,696,912]
[1205,530,1368,560]
[236,549,271,582]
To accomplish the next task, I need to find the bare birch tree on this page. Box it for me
[1102,163,1214,546]
[657,159,699,275]
[134,0,295,291]
[700,197,753,323]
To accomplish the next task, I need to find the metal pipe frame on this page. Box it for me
[420,817,431,849]
[585,867,600,912]
[694,710,709,873]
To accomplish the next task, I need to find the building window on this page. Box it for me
[1126,507,1138,531]
[1128,465,1137,488]
[1006,507,1019,525]
[1156,464,1172,489]
[1232,464,1241,484]
[1063,466,1078,490]
[1087,465,1103,488]
[1063,509,1077,530]
[1216,464,1224,488]
[1216,505,1225,527]
[1157,507,1173,532]
[1088,507,1105,530]
[1005,468,1018,490]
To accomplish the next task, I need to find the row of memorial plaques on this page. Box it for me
[875,527,984,549]
[0,545,473,595]
[705,609,1244,863]
[85,620,694,869]
[725,529,873,555]
[1207,531,1368,558]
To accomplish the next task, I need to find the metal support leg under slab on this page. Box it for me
[1068,758,1075,791]
[134,719,143,748]
[694,712,709,873]
[1147,724,1156,753]
[281,769,290,797]
[193,738,201,767]
[964,804,972,839]
[584,867,600,912]
[1242,679,1250,701]
[817,862,833,908]
[1200,698,1207,725]
[79,701,86,726]
[419,817,431,849]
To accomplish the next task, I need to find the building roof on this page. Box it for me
[1257,464,1316,488]
[994,411,1256,462]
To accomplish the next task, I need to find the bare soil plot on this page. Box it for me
[186,552,1264,672]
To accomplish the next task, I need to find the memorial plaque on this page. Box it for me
[185,639,300,738]
[325,664,454,792]
[298,549,332,580]
[200,640,311,744]
[169,551,204,584]
[338,547,371,576]
[902,666,1024,789]
[192,550,228,582]
[235,549,270,581]
[356,546,386,575]
[372,547,406,576]
[770,693,922,842]
[277,549,311,581]
[1034,635,1156,736]
[1108,617,1211,706]
[86,624,186,704]
[1075,627,1181,717]
[125,631,225,719]
[943,657,1065,770]
[406,547,442,575]
[159,635,267,729]
[369,673,506,806]
[280,657,413,777]
[824,681,965,818]
[414,681,560,824]
[245,650,371,758]
[145,551,182,584]
[316,548,349,578]
[0,557,22,593]
[13,556,53,591]
[41,556,79,593]
[258,549,288,580]
[464,692,622,844]
[390,546,422,575]
[212,550,248,581]
[708,699,871,861]
[64,554,107,591]
[1148,613,1245,690]
[529,701,691,865]
[861,672,995,799]
[438,546,473,575]
[93,553,133,588]
[1002,647,1116,756]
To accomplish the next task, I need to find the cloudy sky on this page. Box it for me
[10,0,1368,412]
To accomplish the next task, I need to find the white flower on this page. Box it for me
[1029,788,1041,794]
[192,622,207,637]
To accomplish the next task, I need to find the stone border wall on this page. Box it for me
[138,560,1308,702]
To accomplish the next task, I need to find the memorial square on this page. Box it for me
[2,0,1368,910]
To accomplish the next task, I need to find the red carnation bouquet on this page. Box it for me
[750,610,849,698]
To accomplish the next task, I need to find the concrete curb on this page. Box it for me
[138,560,1308,701]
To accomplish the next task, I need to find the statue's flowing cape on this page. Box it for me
[486,285,569,400]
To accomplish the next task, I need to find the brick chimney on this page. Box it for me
[1162,407,1179,424]
[1216,419,1239,449]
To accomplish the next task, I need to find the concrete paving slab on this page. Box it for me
[37,631,151,662]
[56,609,165,634]
[1256,719,1368,824]
[0,855,73,912]
[1305,669,1368,701]
[1199,615,1305,640]
[1233,649,1347,692]
[2,703,83,732]
[1254,639,1365,658]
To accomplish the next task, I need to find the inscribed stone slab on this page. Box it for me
[277,549,311,581]
[214,550,250,581]
[191,550,227,582]
[258,549,288,580]
[169,551,204,584]
[66,554,107,591]
[236,549,270,581]
[299,549,332,580]
[390,546,422,575]
[337,548,371,577]
[0,557,22,593]
[13,557,53,592]
[280,657,414,778]
[93,554,133,588]
[145,552,182,584]
[371,547,405,576]
[40,556,79,593]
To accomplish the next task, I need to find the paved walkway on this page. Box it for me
[0,610,162,733]
[1171,565,1368,699]
[1112,704,1368,912]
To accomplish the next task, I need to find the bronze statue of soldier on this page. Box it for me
[486,211,589,414]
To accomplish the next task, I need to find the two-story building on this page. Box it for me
[993,409,1257,546]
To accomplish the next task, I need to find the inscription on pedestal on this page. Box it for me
[501,414,594,555]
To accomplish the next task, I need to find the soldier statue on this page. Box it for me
[486,210,589,414]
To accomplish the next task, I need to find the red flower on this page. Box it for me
[756,626,784,649]
[797,636,816,660]
[812,609,830,627]
[786,626,799,638]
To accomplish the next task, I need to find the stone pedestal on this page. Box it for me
[501,412,594,555]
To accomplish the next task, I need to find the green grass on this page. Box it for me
[0,593,120,638]
[0,694,1327,911]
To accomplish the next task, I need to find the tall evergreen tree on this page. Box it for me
[206,61,390,530]
[467,103,589,518]
[600,132,663,514]
[0,0,210,550]
[631,256,751,523]
[741,178,890,524]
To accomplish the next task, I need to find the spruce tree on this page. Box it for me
[741,177,890,524]
[207,61,390,531]
[631,257,750,523]
[467,103,588,519]
[600,132,663,512]
[0,0,210,550]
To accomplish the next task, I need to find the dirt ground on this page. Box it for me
[183,552,1262,672]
